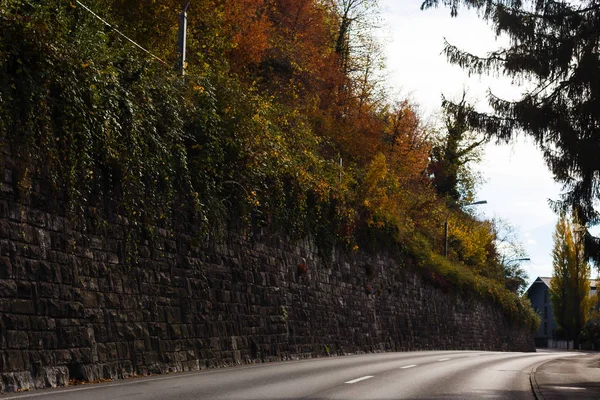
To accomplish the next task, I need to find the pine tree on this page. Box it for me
[549,216,591,343]
[421,0,600,262]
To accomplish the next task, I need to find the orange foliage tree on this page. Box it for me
[69,0,506,273]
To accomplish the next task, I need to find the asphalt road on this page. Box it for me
[0,350,583,400]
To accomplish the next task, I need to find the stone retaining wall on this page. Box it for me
[0,167,535,392]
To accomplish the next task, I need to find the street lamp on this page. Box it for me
[503,257,531,293]
[506,257,531,263]
[465,201,488,206]
[444,200,488,258]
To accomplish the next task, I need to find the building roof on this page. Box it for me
[526,276,597,293]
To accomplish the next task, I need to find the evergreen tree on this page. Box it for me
[549,215,592,343]
[421,0,600,262]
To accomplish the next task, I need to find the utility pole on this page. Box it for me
[178,1,191,76]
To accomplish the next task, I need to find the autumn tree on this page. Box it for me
[261,0,342,100]
[358,102,432,236]
[550,215,593,343]
[329,0,381,93]
[224,0,272,71]
[421,0,600,263]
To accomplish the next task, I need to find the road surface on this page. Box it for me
[0,350,583,400]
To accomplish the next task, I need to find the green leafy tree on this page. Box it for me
[428,93,485,203]
[550,215,592,343]
[421,0,600,262]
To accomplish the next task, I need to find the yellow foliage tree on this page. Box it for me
[550,215,593,343]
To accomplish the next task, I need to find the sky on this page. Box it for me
[378,0,564,283]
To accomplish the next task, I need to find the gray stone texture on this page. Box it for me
[0,166,535,393]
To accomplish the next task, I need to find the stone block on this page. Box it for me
[107,252,119,265]
[103,293,120,309]
[38,283,59,300]
[28,332,44,349]
[168,324,183,339]
[117,342,130,360]
[4,350,24,371]
[39,299,61,317]
[29,245,42,260]
[82,291,98,308]
[30,316,48,331]
[0,221,9,239]
[0,279,16,297]
[54,349,71,364]
[0,256,10,280]
[96,343,108,363]
[67,302,85,318]
[11,299,35,315]
[28,349,55,366]
[3,314,31,331]
[35,262,55,282]
[35,366,68,389]
[1,371,35,393]
[6,331,28,349]
[8,222,23,240]
[16,280,32,299]
[72,347,94,364]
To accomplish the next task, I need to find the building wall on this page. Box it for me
[527,280,556,342]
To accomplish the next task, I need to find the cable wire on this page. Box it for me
[74,0,169,66]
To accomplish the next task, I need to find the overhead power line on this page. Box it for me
[74,0,168,66]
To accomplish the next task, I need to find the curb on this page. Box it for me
[530,363,544,400]
[530,358,558,400]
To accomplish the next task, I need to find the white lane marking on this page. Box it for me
[437,358,451,361]
[401,364,417,369]
[551,386,586,391]
[345,375,374,384]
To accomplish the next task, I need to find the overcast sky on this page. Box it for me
[379,0,564,283]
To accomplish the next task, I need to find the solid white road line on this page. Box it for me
[437,358,451,361]
[345,376,374,384]
[400,364,417,369]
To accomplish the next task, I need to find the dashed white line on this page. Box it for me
[437,358,451,361]
[401,364,417,369]
[345,376,374,384]
[551,386,586,391]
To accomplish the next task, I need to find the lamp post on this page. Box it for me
[444,200,488,258]
[178,1,191,76]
